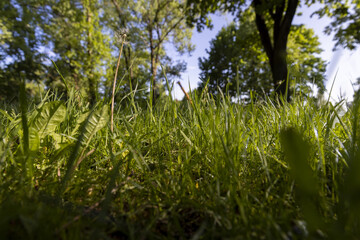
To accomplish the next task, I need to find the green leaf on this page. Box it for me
[71,111,91,136]
[31,101,66,139]
[28,127,40,153]
[80,105,109,147]
[60,105,109,194]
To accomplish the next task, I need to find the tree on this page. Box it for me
[198,12,272,100]
[0,0,112,104]
[43,0,112,105]
[100,0,194,104]
[101,0,151,104]
[198,12,326,101]
[187,0,360,101]
[130,0,194,102]
[0,0,47,101]
[1,0,193,106]
[311,0,360,50]
[186,0,301,101]
[199,24,272,99]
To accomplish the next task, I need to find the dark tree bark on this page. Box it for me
[253,0,299,101]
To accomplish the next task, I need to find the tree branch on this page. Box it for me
[273,0,285,38]
[278,0,299,46]
[154,16,184,50]
[254,10,273,61]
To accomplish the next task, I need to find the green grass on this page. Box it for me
[0,86,359,239]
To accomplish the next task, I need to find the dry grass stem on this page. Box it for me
[177,81,193,104]
[111,32,127,133]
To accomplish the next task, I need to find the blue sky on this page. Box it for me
[169,3,360,102]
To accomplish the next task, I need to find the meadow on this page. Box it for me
[0,81,359,239]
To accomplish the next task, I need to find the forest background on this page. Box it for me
[1,0,359,105]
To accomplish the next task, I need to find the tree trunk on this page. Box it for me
[271,47,289,101]
[253,0,298,102]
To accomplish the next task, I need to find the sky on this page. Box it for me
[169,3,360,102]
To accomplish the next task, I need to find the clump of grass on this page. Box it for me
[0,81,359,239]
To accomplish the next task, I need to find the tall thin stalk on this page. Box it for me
[111,31,127,133]
[177,81,193,105]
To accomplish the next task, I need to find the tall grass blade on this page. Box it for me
[20,80,29,157]
[280,128,324,232]
[326,69,339,104]
[111,35,126,133]
[161,64,173,102]
[19,79,34,188]
[51,60,69,94]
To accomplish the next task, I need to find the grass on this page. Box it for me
[0,84,359,239]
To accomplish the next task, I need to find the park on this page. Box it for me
[0,0,359,239]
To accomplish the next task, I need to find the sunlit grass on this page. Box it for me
[0,84,359,239]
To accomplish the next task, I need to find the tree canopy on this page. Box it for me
[186,0,359,101]
[42,0,113,105]
[198,11,326,100]
[0,0,47,101]
[0,0,193,104]
[1,0,359,104]
[312,0,360,50]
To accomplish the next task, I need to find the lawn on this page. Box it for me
[0,86,359,239]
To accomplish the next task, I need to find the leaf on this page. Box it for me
[50,133,70,150]
[28,127,40,153]
[80,105,109,147]
[31,101,66,139]
[60,105,109,194]
[71,111,91,136]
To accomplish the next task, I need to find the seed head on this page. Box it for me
[116,28,129,43]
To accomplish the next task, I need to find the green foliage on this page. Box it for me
[1,85,360,238]
[128,0,194,101]
[311,0,360,50]
[43,0,112,104]
[0,0,47,101]
[0,0,194,105]
[31,101,66,140]
[199,20,272,99]
[186,0,303,99]
[280,128,325,232]
[198,11,326,100]
[287,25,327,94]
[61,105,109,194]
